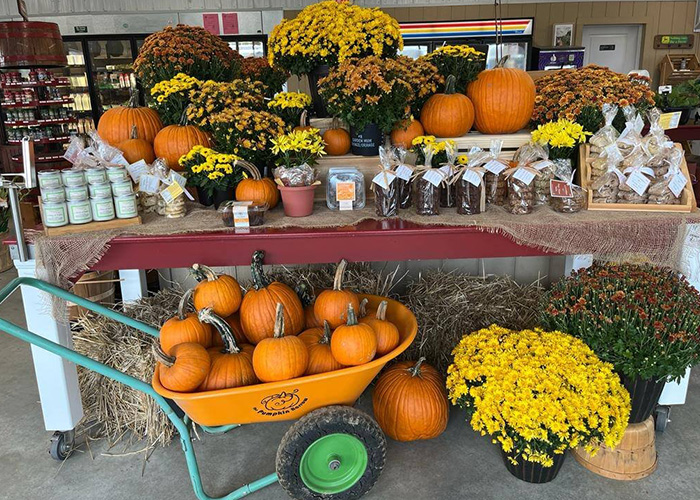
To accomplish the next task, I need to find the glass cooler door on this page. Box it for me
[87,39,137,116]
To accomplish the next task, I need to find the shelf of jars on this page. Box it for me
[1,98,74,109]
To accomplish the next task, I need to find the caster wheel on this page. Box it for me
[276,406,386,499]
[654,406,671,432]
[49,431,74,461]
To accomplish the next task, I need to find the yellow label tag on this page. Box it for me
[659,112,682,130]
[160,181,184,204]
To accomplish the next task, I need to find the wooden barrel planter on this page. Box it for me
[572,417,657,480]
[68,271,117,321]
[0,21,66,68]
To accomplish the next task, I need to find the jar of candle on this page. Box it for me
[85,167,107,184]
[42,201,69,227]
[64,184,89,202]
[106,165,128,183]
[114,194,138,219]
[61,168,86,187]
[111,180,134,197]
[41,187,65,204]
[67,199,92,224]
[90,197,116,221]
[38,169,63,190]
[88,182,112,199]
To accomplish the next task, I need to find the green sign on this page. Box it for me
[661,35,690,45]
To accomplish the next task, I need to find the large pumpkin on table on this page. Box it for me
[97,90,163,146]
[390,118,424,150]
[118,125,156,164]
[235,161,279,209]
[323,119,351,156]
[467,56,535,134]
[154,120,210,171]
[420,75,474,138]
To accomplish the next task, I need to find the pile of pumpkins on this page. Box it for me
[154,250,450,442]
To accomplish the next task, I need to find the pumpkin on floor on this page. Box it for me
[153,111,210,171]
[97,89,163,146]
[467,56,535,134]
[235,160,279,209]
[372,358,449,441]
[155,343,211,393]
[420,75,474,138]
[360,300,399,357]
[390,118,424,150]
[240,250,305,344]
[252,303,309,382]
[191,264,243,318]
[314,259,360,329]
[323,119,351,156]
[330,303,377,366]
[118,125,156,164]
[300,321,345,375]
[159,288,213,355]
[197,308,258,391]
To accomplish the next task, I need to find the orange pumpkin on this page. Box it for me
[300,320,345,375]
[330,303,377,366]
[390,118,424,150]
[240,251,305,344]
[118,125,156,164]
[293,109,313,132]
[323,119,351,156]
[191,264,243,318]
[153,112,210,171]
[197,308,258,391]
[359,300,399,357]
[314,259,360,329]
[304,305,322,329]
[372,358,449,441]
[467,56,535,134]
[252,303,309,382]
[420,75,475,138]
[159,288,213,355]
[97,90,163,146]
[235,160,279,209]
[155,343,210,393]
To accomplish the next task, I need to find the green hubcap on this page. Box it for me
[299,433,368,494]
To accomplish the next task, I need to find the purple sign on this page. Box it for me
[537,48,585,70]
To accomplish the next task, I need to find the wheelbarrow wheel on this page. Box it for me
[276,406,386,499]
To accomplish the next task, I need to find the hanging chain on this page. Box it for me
[16,0,29,22]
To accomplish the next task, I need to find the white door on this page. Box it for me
[581,25,642,74]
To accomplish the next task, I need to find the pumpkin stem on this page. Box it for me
[176,288,195,321]
[320,320,332,345]
[251,250,271,290]
[191,263,218,282]
[127,88,140,109]
[130,124,138,140]
[153,345,175,368]
[238,160,261,180]
[179,105,191,126]
[409,357,426,377]
[273,302,285,338]
[197,307,240,354]
[331,116,342,130]
[296,283,314,308]
[332,259,349,291]
[358,298,368,318]
[444,74,457,95]
[346,303,358,326]
[376,300,388,322]
[299,109,308,127]
[496,55,510,68]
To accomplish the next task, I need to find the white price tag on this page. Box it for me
[139,174,160,194]
[339,200,353,211]
[512,168,536,186]
[669,173,688,198]
[395,164,413,181]
[532,160,554,171]
[112,154,130,166]
[625,171,651,196]
[127,159,148,183]
[170,170,195,201]
[372,171,396,190]
[484,159,506,175]
[462,169,483,187]
[423,169,444,187]
[231,201,252,228]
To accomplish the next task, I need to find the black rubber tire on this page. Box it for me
[276,406,386,500]
[49,431,72,461]
[654,406,671,432]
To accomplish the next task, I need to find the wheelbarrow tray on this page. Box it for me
[153,294,417,427]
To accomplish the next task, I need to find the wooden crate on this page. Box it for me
[659,54,700,86]
[579,144,697,213]
[38,198,142,236]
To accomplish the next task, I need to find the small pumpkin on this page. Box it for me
[197,308,258,391]
[252,303,309,382]
[159,288,213,355]
[293,109,313,132]
[372,357,449,441]
[390,118,424,150]
[330,303,377,366]
[97,89,163,146]
[420,75,475,138]
[360,300,399,357]
[155,343,210,393]
[191,264,243,318]
[300,320,345,375]
[118,125,156,164]
[153,110,210,171]
[323,118,351,156]
[314,259,360,329]
[466,55,535,134]
[240,251,305,344]
[235,160,279,209]
[297,282,322,329]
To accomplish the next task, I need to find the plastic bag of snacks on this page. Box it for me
[392,146,413,209]
[531,145,556,206]
[590,145,624,203]
[456,147,487,215]
[616,105,645,158]
[414,145,442,216]
[648,147,686,205]
[589,104,619,154]
[505,144,541,215]
[550,171,586,213]
[372,146,399,217]
[644,108,674,159]
[619,145,654,204]
[439,142,457,208]
[483,139,508,206]
[273,163,317,187]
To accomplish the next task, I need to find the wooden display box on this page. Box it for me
[578,144,696,213]
[659,54,700,86]
[38,197,142,236]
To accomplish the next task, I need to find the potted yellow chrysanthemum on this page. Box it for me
[179,145,245,208]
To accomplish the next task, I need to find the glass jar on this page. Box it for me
[90,197,116,221]
[86,167,107,184]
[41,187,66,204]
[61,168,86,187]
[111,180,134,197]
[114,194,138,219]
[38,169,62,190]
[67,199,93,224]
[107,165,128,183]
[64,184,89,202]
[326,167,366,210]
[42,201,69,227]
[89,182,112,199]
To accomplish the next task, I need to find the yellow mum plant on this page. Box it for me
[150,73,202,125]
[187,79,267,133]
[179,145,244,196]
[447,325,630,467]
[267,91,312,128]
[531,119,590,160]
[420,44,485,93]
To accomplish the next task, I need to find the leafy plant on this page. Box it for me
[655,80,700,109]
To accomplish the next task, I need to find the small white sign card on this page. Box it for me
[512,168,536,186]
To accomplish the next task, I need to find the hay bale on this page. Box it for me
[401,271,543,374]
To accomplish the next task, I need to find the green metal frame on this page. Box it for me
[0,276,278,500]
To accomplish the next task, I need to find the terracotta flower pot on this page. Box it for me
[278,185,317,217]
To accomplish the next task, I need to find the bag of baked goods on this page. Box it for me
[483,139,509,206]
[505,144,541,215]
[456,147,487,215]
[590,144,625,204]
[439,142,457,208]
[392,146,414,209]
[589,104,619,154]
[414,145,443,216]
[616,105,645,158]
[648,146,686,205]
[619,144,654,204]
[530,144,556,206]
[550,170,586,213]
[372,146,399,217]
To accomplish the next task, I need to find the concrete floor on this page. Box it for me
[0,268,699,500]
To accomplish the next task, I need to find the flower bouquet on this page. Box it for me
[410,135,455,166]
[150,73,202,125]
[542,263,700,423]
[447,325,630,483]
[530,119,589,160]
[420,45,485,94]
[267,92,313,129]
[187,79,267,133]
[240,56,289,98]
[179,145,245,208]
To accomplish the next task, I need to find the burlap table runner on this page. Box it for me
[28,203,700,290]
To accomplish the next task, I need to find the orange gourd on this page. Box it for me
[314,259,360,329]
[159,288,213,355]
[155,343,211,393]
[235,160,279,209]
[330,304,377,366]
[372,357,449,441]
[153,111,210,171]
[390,118,424,150]
[252,303,309,382]
[420,75,475,138]
[240,251,305,344]
[359,300,399,357]
[118,125,156,164]
[97,89,163,146]
[191,264,243,318]
[466,56,535,134]
[293,109,313,132]
[197,308,258,391]
[323,119,351,156]
[300,320,345,375]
